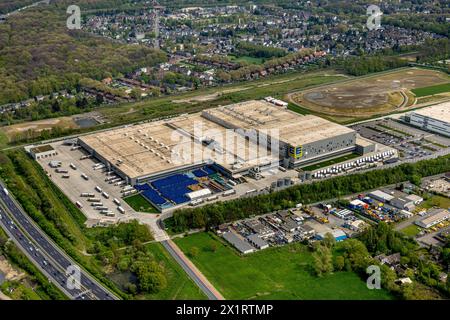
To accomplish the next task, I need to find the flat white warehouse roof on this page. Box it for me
[413,102,450,123]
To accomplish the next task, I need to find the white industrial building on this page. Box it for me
[26,144,58,160]
[368,190,394,203]
[415,209,450,228]
[406,102,450,137]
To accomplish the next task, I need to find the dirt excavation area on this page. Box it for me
[290,68,449,117]
[0,256,25,283]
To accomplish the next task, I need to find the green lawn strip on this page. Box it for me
[423,139,447,149]
[412,82,450,97]
[2,242,66,300]
[400,224,422,237]
[0,281,42,300]
[174,232,393,300]
[300,153,360,171]
[377,124,413,137]
[124,193,159,213]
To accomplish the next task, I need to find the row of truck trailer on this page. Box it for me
[311,151,396,179]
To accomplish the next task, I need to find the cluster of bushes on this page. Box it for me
[0,7,167,105]
[235,42,287,59]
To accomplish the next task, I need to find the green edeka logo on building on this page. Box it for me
[289,146,303,159]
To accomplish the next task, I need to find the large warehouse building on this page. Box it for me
[406,102,450,137]
[78,99,368,185]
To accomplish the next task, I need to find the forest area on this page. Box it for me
[0,6,167,105]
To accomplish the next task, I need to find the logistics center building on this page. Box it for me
[406,102,450,137]
[78,99,367,185]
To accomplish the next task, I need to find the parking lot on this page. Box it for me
[37,141,135,226]
[351,118,450,161]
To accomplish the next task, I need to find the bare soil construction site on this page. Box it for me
[289,68,450,118]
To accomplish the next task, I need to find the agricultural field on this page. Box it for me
[174,232,393,300]
[124,194,159,213]
[288,68,450,120]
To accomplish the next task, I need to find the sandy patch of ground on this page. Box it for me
[0,256,25,282]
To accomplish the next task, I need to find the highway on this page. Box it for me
[0,182,118,300]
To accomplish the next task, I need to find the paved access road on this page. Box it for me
[161,239,224,300]
[0,183,117,300]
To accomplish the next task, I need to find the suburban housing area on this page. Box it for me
[0,0,450,305]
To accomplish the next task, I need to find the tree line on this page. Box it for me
[235,41,287,59]
[168,155,450,232]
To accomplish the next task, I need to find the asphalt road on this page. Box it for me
[161,240,222,300]
[0,183,117,300]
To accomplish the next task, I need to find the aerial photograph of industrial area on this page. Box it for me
[0,0,449,315]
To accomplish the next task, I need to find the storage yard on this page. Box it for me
[218,175,450,254]
[217,204,368,254]
[33,141,136,226]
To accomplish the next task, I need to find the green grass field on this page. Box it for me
[400,224,422,237]
[419,195,450,210]
[124,194,159,213]
[412,82,450,97]
[229,55,265,65]
[174,232,393,300]
[300,153,360,171]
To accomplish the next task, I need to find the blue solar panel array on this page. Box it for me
[192,169,208,177]
[203,166,216,175]
[142,189,167,205]
[151,174,197,205]
[135,166,220,207]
